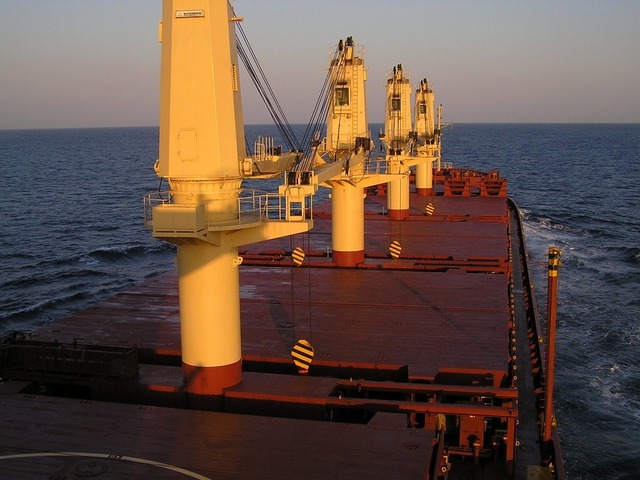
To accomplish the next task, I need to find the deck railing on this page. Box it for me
[144,189,313,231]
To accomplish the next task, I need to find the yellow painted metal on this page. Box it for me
[415,80,438,192]
[151,0,313,395]
[415,79,435,141]
[155,1,246,390]
[291,339,314,373]
[389,240,402,259]
[292,247,305,267]
[415,161,433,192]
[152,204,207,237]
[158,0,244,180]
[425,202,435,216]
[177,242,241,368]
[331,184,365,255]
[326,38,369,154]
[384,64,413,153]
[388,171,410,212]
[382,64,430,207]
[222,219,312,248]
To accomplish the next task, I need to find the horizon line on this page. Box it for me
[2,121,639,132]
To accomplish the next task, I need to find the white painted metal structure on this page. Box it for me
[326,37,369,156]
[384,64,413,155]
[414,79,439,196]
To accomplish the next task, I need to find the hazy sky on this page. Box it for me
[1,0,639,130]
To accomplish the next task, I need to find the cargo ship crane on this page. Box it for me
[382,67,441,216]
[146,0,313,407]
[318,37,373,266]
[414,78,441,196]
[384,64,413,156]
[383,64,413,219]
[278,37,377,267]
[283,39,444,264]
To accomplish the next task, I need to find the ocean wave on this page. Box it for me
[0,251,38,261]
[14,291,88,315]
[0,243,174,333]
[624,247,640,263]
[589,362,640,417]
[95,225,120,232]
[85,243,174,263]
[520,207,634,242]
[520,209,586,235]
[0,267,110,292]
[600,270,640,289]
[565,211,633,229]
[27,243,177,269]
[522,226,639,284]
[0,289,91,329]
[628,296,640,308]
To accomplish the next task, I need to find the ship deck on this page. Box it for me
[0,380,432,479]
[26,193,511,380]
[0,184,542,479]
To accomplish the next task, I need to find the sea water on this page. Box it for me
[1,123,638,479]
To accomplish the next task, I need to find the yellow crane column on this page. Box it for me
[414,79,437,196]
[177,241,242,397]
[384,65,412,220]
[387,165,411,220]
[331,183,365,266]
[325,38,370,266]
[415,159,434,196]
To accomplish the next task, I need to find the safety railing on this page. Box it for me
[237,190,313,223]
[144,189,313,232]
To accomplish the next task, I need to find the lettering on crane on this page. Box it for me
[176,10,205,18]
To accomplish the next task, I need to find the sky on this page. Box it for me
[1,0,639,130]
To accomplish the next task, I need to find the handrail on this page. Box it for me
[144,189,313,230]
